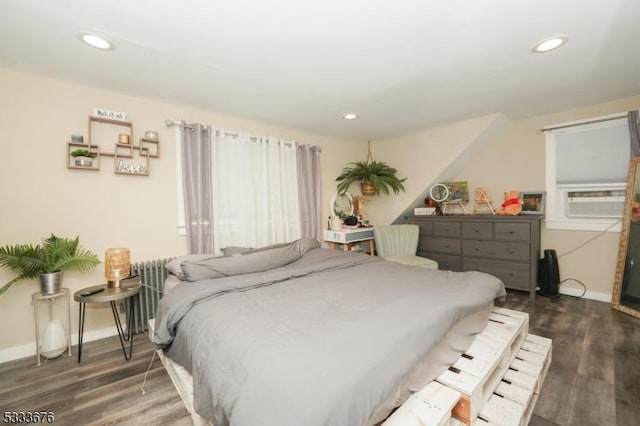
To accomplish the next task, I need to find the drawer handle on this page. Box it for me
[509,272,515,277]
[474,229,479,233]
[445,244,450,248]
[507,249,515,254]
[474,247,479,251]
[508,231,515,234]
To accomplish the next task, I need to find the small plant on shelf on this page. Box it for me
[70,149,97,167]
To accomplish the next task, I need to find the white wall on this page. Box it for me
[0,68,364,360]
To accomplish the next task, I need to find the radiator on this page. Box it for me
[129,258,173,334]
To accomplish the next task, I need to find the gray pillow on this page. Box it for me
[221,246,253,256]
[182,238,320,281]
[166,254,216,281]
[221,241,292,256]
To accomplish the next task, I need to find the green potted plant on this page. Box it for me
[71,149,97,167]
[336,160,407,196]
[0,234,100,296]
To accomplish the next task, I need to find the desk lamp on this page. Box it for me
[105,248,130,288]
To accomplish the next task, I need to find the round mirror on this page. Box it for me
[331,193,354,218]
[429,183,450,202]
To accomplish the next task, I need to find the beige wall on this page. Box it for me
[0,68,363,358]
[366,94,640,298]
[1,65,638,360]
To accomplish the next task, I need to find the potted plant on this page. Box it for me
[70,149,97,167]
[336,160,407,196]
[0,234,100,296]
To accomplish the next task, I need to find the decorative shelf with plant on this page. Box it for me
[67,144,100,170]
[65,114,160,176]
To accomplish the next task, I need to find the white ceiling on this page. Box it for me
[1,0,639,140]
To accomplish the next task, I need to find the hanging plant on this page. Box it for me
[335,142,406,196]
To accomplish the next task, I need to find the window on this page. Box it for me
[544,114,630,231]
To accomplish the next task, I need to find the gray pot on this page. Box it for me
[39,271,63,295]
[75,156,93,167]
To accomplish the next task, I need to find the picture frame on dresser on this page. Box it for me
[520,191,546,215]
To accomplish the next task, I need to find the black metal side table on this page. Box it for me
[73,281,140,363]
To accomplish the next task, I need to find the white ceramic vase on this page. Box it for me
[40,319,67,358]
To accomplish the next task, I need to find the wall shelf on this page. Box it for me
[66,115,159,176]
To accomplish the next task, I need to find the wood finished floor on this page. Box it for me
[1,290,638,426]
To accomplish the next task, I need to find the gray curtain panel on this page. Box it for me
[181,122,214,254]
[296,144,322,240]
[629,110,640,157]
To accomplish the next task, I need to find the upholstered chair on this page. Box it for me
[373,224,438,269]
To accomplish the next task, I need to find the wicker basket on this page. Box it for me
[360,181,377,196]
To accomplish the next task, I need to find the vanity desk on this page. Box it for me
[324,228,375,255]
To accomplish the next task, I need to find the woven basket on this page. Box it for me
[361,181,377,196]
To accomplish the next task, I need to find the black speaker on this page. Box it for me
[538,249,560,298]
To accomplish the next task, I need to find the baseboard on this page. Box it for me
[559,285,612,303]
[0,325,118,364]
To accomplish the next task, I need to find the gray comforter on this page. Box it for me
[153,247,505,426]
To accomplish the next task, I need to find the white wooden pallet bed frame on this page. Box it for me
[148,306,551,426]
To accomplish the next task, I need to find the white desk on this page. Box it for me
[324,228,375,255]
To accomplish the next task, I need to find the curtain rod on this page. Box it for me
[165,118,303,146]
[540,113,627,133]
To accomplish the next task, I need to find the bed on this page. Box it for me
[152,238,506,426]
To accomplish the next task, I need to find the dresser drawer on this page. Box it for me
[418,251,461,272]
[410,219,434,237]
[421,237,461,255]
[433,221,461,238]
[494,222,530,241]
[462,222,492,240]
[462,257,530,290]
[462,240,529,261]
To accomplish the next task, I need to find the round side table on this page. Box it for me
[74,281,140,363]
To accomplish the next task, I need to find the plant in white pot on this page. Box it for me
[70,149,97,167]
[0,234,100,297]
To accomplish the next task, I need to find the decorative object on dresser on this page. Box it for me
[429,183,450,216]
[408,215,542,300]
[472,186,496,215]
[498,191,523,215]
[336,141,406,196]
[520,191,546,215]
[66,114,160,176]
[441,181,470,215]
[0,234,100,297]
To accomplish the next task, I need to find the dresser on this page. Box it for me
[407,215,542,300]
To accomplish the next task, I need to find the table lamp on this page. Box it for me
[105,248,130,288]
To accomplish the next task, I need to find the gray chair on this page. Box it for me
[373,224,438,269]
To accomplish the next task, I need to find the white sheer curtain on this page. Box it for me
[212,130,301,253]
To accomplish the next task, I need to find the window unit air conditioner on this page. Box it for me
[566,191,624,219]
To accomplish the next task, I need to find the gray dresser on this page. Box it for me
[407,215,542,300]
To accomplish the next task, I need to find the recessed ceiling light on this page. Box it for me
[343,113,359,120]
[532,35,568,53]
[77,32,115,50]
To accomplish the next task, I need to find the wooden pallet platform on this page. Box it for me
[437,307,530,424]
[474,334,552,426]
[384,381,462,426]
